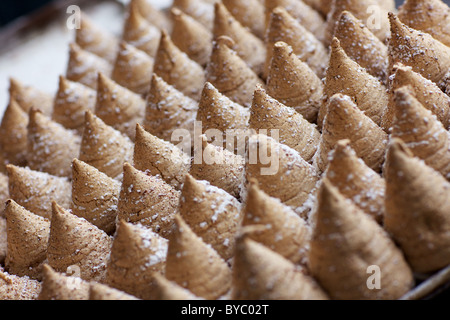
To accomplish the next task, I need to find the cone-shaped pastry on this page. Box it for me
[323,38,389,129]
[179,175,243,261]
[4,200,50,280]
[245,134,320,218]
[79,111,134,180]
[95,73,146,140]
[47,202,113,283]
[388,13,450,90]
[206,36,265,108]
[152,273,202,300]
[7,164,72,219]
[324,140,385,224]
[315,94,389,173]
[52,76,96,134]
[66,43,112,90]
[384,63,450,131]
[165,215,232,300]
[326,0,391,45]
[117,163,180,238]
[309,178,415,300]
[265,0,327,43]
[190,136,246,199]
[213,2,266,77]
[89,282,140,300]
[112,42,154,96]
[75,13,119,64]
[0,98,28,166]
[172,0,215,30]
[222,0,266,39]
[153,31,206,101]
[144,74,198,148]
[385,139,450,274]
[0,269,41,300]
[333,11,389,83]
[250,86,321,163]
[304,0,332,16]
[170,8,213,67]
[106,220,168,300]
[133,124,191,190]
[390,87,450,180]
[71,159,121,235]
[265,8,328,79]
[8,77,53,116]
[242,181,311,265]
[122,4,161,57]
[398,0,450,47]
[38,264,90,300]
[128,0,171,31]
[266,41,324,123]
[196,82,250,151]
[27,109,81,178]
[232,237,328,300]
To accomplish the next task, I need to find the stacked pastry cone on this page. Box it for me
[265,7,328,80]
[79,111,134,180]
[322,38,389,129]
[171,0,215,31]
[0,269,42,300]
[37,264,90,300]
[117,163,180,238]
[325,0,392,45]
[241,181,311,266]
[333,11,389,83]
[232,237,328,300]
[133,124,191,190]
[121,4,161,58]
[128,0,171,32]
[65,43,112,90]
[8,78,53,116]
[111,42,154,96]
[71,159,121,235]
[398,0,450,47]
[190,136,246,198]
[324,140,386,224]
[153,31,206,100]
[314,94,389,174]
[390,87,450,180]
[388,13,450,90]
[0,98,28,167]
[222,0,266,39]
[264,0,327,43]
[89,282,139,300]
[6,165,72,219]
[309,179,414,300]
[52,76,96,135]
[4,200,50,280]
[106,221,168,300]
[384,63,450,131]
[144,74,198,148]
[266,41,324,124]
[46,202,113,283]
[384,139,450,274]
[151,273,202,300]
[206,36,265,108]
[178,174,243,261]
[95,73,146,140]
[27,109,81,178]
[250,85,321,163]
[213,2,266,77]
[75,13,118,64]
[165,215,232,300]
[170,8,213,68]
[245,134,320,218]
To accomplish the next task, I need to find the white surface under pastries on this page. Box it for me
[0,0,172,121]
